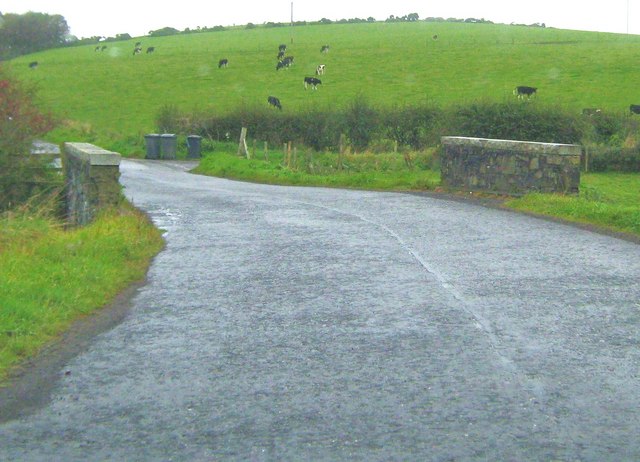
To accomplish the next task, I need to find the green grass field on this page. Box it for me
[7,22,640,151]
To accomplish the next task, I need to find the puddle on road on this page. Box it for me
[148,207,183,236]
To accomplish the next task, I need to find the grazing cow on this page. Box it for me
[268,96,282,110]
[514,85,537,99]
[321,45,330,53]
[276,56,294,70]
[279,44,287,52]
[582,108,602,116]
[133,46,142,55]
[630,104,640,115]
[315,64,325,75]
[28,61,38,69]
[277,50,285,60]
[95,46,101,52]
[432,34,439,40]
[146,46,155,54]
[218,58,229,68]
[304,76,322,90]
[101,45,107,51]
[135,41,142,47]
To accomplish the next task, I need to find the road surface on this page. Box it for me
[1,159,639,461]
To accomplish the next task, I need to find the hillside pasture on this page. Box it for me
[7,22,640,151]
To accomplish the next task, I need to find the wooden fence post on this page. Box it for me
[237,127,249,157]
[584,146,590,173]
[338,134,346,171]
[306,150,314,174]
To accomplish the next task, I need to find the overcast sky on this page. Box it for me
[2,0,638,39]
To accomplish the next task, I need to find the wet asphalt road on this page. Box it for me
[1,159,640,461]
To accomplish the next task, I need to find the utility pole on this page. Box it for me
[627,0,630,34]
[290,2,294,44]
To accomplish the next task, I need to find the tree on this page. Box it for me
[0,12,69,59]
[0,66,57,211]
[149,26,179,37]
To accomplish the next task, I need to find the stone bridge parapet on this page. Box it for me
[64,142,121,225]
[441,136,581,196]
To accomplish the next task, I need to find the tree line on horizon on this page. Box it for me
[0,10,547,61]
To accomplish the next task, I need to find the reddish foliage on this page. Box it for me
[0,65,58,211]
[0,66,55,155]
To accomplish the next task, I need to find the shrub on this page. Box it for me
[0,66,58,212]
[344,95,379,152]
[156,104,188,134]
[166,98,640,164]
[587,146,640,172]
[448,100,584,144]
[383,105,443,150]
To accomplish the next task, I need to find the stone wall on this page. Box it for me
[64,143,121,226]
[441,136,581,196]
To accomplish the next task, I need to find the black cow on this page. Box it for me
[218,58,228,68]
[277,50,285,60]
[276,57,294,71]
[279,44,287,52]
[432,34,439,40]
[321,45,330,53]
[28,61,38,69]
[630,105,640,114]
[268,96,282,110]
[304,76,322,90]
[95,46,101,52]
[146,46,155,54]
[101,45,107,51]
[135,41,142,47]
[514,85,537,99]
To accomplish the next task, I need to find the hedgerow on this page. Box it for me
[160,99,640,171]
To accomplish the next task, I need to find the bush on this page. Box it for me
[156,104,189,134]
[383,105,443,150]
[0,66,58,212]
[587,146,640,172]
[344,95,379,152]
[448,100,584,144]
[163,98,640,171]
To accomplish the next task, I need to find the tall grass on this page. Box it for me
[0,204,164,381]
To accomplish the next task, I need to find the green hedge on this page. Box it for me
[588,147,640,172]
[159,100,640,172]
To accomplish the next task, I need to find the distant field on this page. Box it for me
[7,22,640,151]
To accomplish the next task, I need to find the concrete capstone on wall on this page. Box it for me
[440,136,581,196]
[64,143,121,226]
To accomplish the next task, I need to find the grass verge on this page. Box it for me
[505,173,640,238]
[0,203,164,382]
[193,150,441,191]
